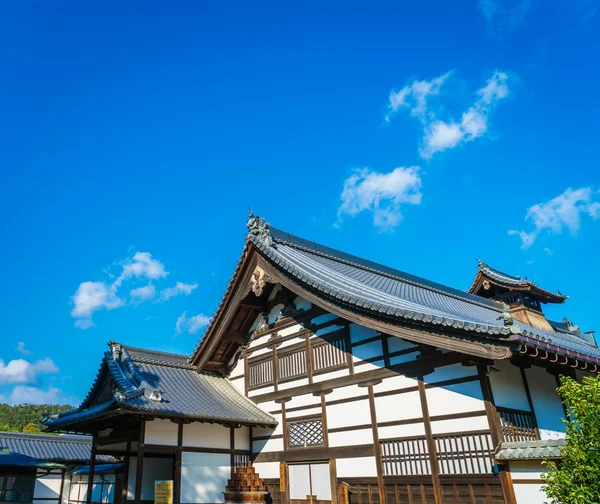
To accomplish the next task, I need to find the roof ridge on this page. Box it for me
[0,431,91,442]
[270,227,504,313]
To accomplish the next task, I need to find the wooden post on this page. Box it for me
[520,367,540,439]
[85,441,97,504]
[478,365,516,504]
[58,468,65,504]
[230,426,235,478]
[122,441,131,504]
[134,420,146,504]
[174,424,183,504]
[418,378,443,504]
[367,384,386,504]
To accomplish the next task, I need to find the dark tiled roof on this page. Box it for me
[246,224,600,361]
[45,343,276,429]
[0,449,65,469]
[0,432,114,463]
[495,439,566,461]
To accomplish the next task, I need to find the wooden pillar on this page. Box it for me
[85,441,97,504]
[520,367,540,439]
[478,365,516,504]
[367,384,386,504]
[174,424,183,504]
[58,468,65,504]
[122,441,131,504]
[230,426,235,478]
[134,420,146,504]
[417,378,443,504]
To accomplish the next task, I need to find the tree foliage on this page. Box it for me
[543,374,600,504]
[0,403,74,433]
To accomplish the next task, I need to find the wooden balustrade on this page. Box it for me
[497,407,539,442]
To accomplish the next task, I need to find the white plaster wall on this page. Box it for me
[278,336,305,349]
[287,406,322,419]
[430,415,490,434]
[326,399,372,429]
[61,477,71,504]
[181,452,230,504]
[425,380,484,417]
[314,325,344,338]
[279,323,305,337]
[249,384,275,396]
[234,426,250,450]
[387,337,418,354]
[312,368,350,383]
[253,461,280,479]
[279,378,309,391]
[349,324,378,343]
[127,457,173,501]
[378,423,426,439]
[229,358,245,379]
[253,437,284,453]
[145,418,179,446]
[34,472,62,500]
[525,366,566,439]
[375,391,421,422]
[183,422,231,449]
[373,375,418,394]
[336,456,377,478]
[352,340,383,362]
[249,347,272,358]
[426,364,478,383]
[231,376,245,395]
[509,461,546,504]
[356,360,385,372]
[285,393,323,410]
[488,360,530,411]
[328,428,374,447]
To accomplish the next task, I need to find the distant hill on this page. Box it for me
[0,403,75,433]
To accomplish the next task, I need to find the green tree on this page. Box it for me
[22,422,42,433]
[543,375,600,504]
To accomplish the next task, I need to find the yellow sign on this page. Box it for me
[155,480,173,504]
[279,463,286,492]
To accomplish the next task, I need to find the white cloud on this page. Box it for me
[385,72,452,122]
[113,252,168,288]
[337,166,422,230]
[71,281,124,329]
[478,0,537,31]
[10,385,77,406]
[420,71,510,158]
[158,282,198,302]
[15,342,31,356]
[175,312,211,335]
[509,187,600,249]
[0,357,59,385]
[130,284,157,302]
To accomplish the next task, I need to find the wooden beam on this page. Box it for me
[134,420,145,504]
[224,332,250,344]
[174,425,182,504]
[85,441,96,504]
[368,384,386,504]
[418,378,443,504]
[122,441,131,504]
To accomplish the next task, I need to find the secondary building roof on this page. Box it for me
[0,448,65,469]
[494,439,566,461]
[45,342,276,430]
[0,431,114,464]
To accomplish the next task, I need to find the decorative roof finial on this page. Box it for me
[246,210,275,248]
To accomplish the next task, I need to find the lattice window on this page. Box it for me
[312,336,347,372]
[288,417,324,448]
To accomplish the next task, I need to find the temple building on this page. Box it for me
[44,214,599,504]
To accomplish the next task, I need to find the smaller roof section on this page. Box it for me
[0,448,65,469]
[0,431,115,464]
[495,439,566,461]
[469,260,567,304]
[69,463,124,475]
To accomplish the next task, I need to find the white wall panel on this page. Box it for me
[353,341,383,362]
[252,438,284,453]
[285,394,321,410]
[325,384,365,402]
[327,399,372,429]
[425,364,478,383]
[181,452,230,504]
[231,376,245,395]
[430,416,489,434]
[279,323,305,337]
[509,461,546,504]
[336,457,377,478]
[525,366,566,439]
[183,422,231,449]
[235,426,250,450]
[489,360,530,411]
[145,418,178,446]
[253,461,280,479]
[287,407,322,419]
[426,381,484,416]
[378,423,425,440]
[328,428,373,447]
[279,378,309,390]
[349,324,379,343]
[373,375,418,393]
[127,457,173,500]
[34,472,62,499]
[387,337,418,354]
[375,392,421,422]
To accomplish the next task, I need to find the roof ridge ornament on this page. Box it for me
[497,306,521,334]
[246,210,275,248]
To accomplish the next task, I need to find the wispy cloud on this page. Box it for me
[15,342,31,356]
[158,282,198,302]
[385,71,511,159]
[175,312,211,336]
[71,252,196,329]
[337,166,422,230]
[0,357,59,385]
[509,187,600,249]
[478,0,538,32]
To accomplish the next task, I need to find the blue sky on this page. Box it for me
[1,1,599,406]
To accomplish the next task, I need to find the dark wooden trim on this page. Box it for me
[306,333,314,385]
[253,443,375,463]
[230,427,235,478]
[57,468,65,504]
[273,343,279,393]
[344,323,354,376]
[382,336,391,368]
[418,378,443,504]
[321,394,329,449]
[244,354,249,397]
[282,401,289,451]
[134,420,145,504]
[511,478,544,484]
[351,334,384,348]
[85,441,96,504]
[520,367,540,439]
[122,440,131,504]
[174,424,183,504]
[368,384,386,504]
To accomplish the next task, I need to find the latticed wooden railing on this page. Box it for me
[497,407,539,442]
[380,430,495,476]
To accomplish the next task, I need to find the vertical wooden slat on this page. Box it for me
[368,384,386,504]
